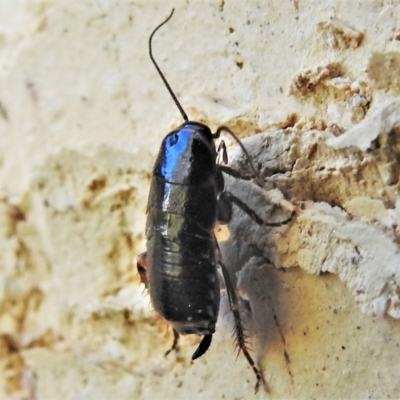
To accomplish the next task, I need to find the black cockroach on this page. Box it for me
[137,9,293,393]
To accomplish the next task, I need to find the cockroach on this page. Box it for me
[137,9,293,393]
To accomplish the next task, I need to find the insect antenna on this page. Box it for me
[149,8,189,123]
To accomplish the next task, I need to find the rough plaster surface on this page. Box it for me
[1,0,400,399]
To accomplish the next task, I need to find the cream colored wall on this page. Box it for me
[1,0,400,399]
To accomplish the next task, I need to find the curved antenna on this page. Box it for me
[149,9,189,123]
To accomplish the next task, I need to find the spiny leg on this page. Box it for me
[220,191,295,227]
[219,260,267,393]
[165,328,180,357]
[191,334,213,360]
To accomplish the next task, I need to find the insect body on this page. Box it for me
[137,9,292,392]
[146,121,221,354]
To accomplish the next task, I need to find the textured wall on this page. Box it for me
[1,0,400,399]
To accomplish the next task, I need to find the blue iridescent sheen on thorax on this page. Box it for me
[156,128,192,180]
[154,123,214,184]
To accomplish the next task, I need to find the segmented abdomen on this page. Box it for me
[146,179,220,335]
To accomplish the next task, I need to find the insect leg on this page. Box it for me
[165,328,180,357]
[220,191,295,227]
[136,252,148,288]
[213,126,262,186]
[219,165,255,181]
[191,334,213,360]
[219,260,267,393]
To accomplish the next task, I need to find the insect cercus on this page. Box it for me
[136,8,293,393]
